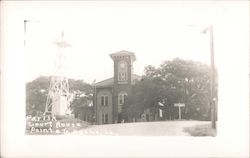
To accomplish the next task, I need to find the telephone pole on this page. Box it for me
[202,25,216,129]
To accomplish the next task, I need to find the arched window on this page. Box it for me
[118,91,128,105]
[118,91,128,113]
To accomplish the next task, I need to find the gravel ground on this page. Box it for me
[75,121,210,136]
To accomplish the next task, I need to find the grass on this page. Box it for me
[184,123,217,136]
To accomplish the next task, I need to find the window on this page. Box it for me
[118,92,128,105]
[105,114,108,123]
[118,61,127,81]
[101,95,108,106]
[101,96,104,106]
[118,92,128,113]
[105,96,108,106]
[119,96,123,105]
[102,113,108,124]
[118,72,127,81]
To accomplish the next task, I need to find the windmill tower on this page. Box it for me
[44,32,71,117]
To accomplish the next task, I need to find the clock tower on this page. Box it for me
[110,50,136,123]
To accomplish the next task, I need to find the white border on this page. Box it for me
[1,1,249,157]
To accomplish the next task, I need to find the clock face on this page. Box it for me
[120,62,125,68]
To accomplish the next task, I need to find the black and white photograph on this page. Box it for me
[1,1,249,157]
[24,6,218,137]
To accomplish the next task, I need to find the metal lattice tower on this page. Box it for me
[44,32,71,116]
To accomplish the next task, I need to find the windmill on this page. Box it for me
[44,32,71,117]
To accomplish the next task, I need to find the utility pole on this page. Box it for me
[24,20,30,46]
[202,25,216,129]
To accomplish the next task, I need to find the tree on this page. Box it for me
[124,77,162,121]
[26,76,50,116]
[69,79,93,119]
[26,76,94,119]
[157,58,212,120]
[127,58,217,121]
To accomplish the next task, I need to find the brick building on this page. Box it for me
[94,50,141,124]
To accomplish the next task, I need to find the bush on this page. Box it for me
[184,124,216,136]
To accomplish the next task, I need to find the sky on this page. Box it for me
[24,1,216,84]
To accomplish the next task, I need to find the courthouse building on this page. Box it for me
[94,50,141,124]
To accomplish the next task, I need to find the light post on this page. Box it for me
[92,79,97,124]
[24,20,40,47]
[202,25,216,129]
[24,20,30,46]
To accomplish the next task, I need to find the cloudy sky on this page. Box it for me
[23,1,246,84]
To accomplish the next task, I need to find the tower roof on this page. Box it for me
[110,50,136,61]
[54,32,71,47]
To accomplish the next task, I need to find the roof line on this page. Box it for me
[94,77,113,87]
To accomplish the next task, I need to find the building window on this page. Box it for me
[101,95,108,106]
[119,96,123,105]
[118,72,127,81]
[118,61,127,81]
[101,96,104,106]
[102,113,108,124]
[105,96,108,105]
[118,92,128,113]
[118,92,128,105]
